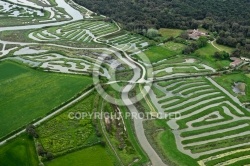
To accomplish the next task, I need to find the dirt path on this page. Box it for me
[211,40,222,51]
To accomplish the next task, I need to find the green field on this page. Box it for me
[214,73,250,102]
[159,28,184,39]
[45,145,114,166]
[213,42,235,53]
[0,134,38,166]
[144,46,177,63]
[195,43,218,56]
[193,43,231,69]
[0,61,92,139]
[37,94,99,155]
[163,42,186,54]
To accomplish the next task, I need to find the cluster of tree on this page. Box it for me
[26,124,39,138]
[143,28,160,39]
[183,36,208,54]
[73,0,250,57]
[36,143,54,160]
[26,124,53,161]
[213,51,230,60]
[232,44,250,58]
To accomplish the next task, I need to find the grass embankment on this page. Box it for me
[144,119,198,166]
[101,86,150,165]
[0,61,92,139]
[0,134,39,166]
[151,85,166,98]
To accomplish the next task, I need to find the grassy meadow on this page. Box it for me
[213,42,235,53]
[144,119,198,166]
[144,45,177,63]
[0,61,92,139]
[195,43,218,56]
[45,145,115,166]
[0,134,38,166]
[159,28,184,38]
[163,42,186,54]
[37,94,99,155]
[193,43,231,69]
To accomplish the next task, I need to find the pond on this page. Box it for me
[232,82,246,95]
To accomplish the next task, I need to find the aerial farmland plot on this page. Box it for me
[0,61,92,138]
[0,0,250,166]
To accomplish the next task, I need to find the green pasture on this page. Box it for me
[45,145,115,166]
[0,134,38,166]
[0,61,92,139]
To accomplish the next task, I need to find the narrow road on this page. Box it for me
[0,88,94,146]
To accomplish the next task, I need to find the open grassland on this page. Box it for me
[0,61,92,139]
[195,42,233,68]
[45,145,114,166]
[195,43,218,56]
[144,45,177,63]
[163,42,186,54]
[159,28,184,39]
[214,73,250,102]
[37,94,99,156]
[201,58,230,70]
[193,44,231,69]
[147,77,250,165]
[0,134,38,166]
[213,42,235,53]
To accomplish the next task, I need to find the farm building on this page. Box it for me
[187,29,208,40]
[230,57,243,68]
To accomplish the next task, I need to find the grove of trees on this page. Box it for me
[73,0,250,57]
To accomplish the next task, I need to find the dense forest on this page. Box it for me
[74,0,250,57]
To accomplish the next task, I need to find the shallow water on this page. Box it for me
[14,47,48,55]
